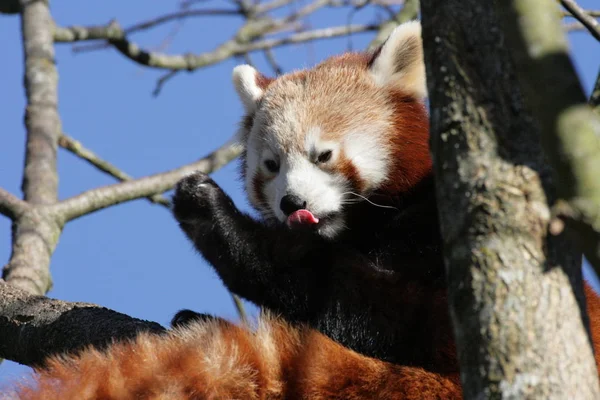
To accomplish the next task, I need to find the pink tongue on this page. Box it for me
[287,209,319,226]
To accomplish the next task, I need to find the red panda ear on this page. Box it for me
[368,21,427,100]
[232,65,271,113]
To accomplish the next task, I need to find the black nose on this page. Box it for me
[280,194,307,216]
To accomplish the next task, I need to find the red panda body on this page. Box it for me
[8,20,600,399]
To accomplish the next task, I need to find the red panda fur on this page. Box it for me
[11,313,462,400]
[9,286,600,399]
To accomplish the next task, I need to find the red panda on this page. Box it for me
[170,20,447,369]
[8,20,600,399]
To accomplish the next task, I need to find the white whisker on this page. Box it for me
[342,192,399,211]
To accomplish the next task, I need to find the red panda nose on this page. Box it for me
[280,194,307,216]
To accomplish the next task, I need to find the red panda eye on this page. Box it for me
[264,159,279,173]
[317,150,332,163]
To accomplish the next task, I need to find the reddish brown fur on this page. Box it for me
[315,53,432,196]
[9,285,600,399]
[10,314,463,400]
[586,283,600,369]
[255,73,275,92]
[382,93,431,195]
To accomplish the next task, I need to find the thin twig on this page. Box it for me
[231,295,248,325]
[53,140,242,222]
[242,24,379,52]
[279,0,332,25]
[241,52,255,66]
[0,188,29,219]
[62,8,242,52]
[561,0,600,41]
[255,0,295,15]
[562,10,600,18]
[153,70,182,96]
[124,9,242,35]
[58,134,171,207]
[263,48,283,75]
[180,0,215,7]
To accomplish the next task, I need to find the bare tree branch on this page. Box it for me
[56,133,249,320]
[242,24,379,52]
[58,134,171,208]
[123,8,243,35]
[263,48,283,75]
[55,8,244,53]
[231,295,248,325]
[563,10,600,17]
[52,20,124,42]
[422,0,600,397]
[54,141,242,222]
[55,20,378,71]
[565,21,588,32]
[0,188,29,219]
[277,0,331,24]
[254,0,295,15]
[153,70,182,96]
[498,0,600,281]
[561,0,600,41]
[3,0,64,295]
[0,280,165,367]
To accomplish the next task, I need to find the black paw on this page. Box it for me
[172,172,232,225]
[171,309,230,328]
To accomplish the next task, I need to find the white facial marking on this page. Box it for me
[343,129,390,190]
[305,127,339,164]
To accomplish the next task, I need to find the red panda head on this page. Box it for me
[233,21,431,238]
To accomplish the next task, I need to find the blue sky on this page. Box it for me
[0,0,599,385]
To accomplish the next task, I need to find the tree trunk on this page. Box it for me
[3,0,63,295]
[421,0,600,398]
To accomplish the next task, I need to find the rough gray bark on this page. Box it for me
[3,0,64,295]
[421,0,600,398]
[0,280,165,367]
